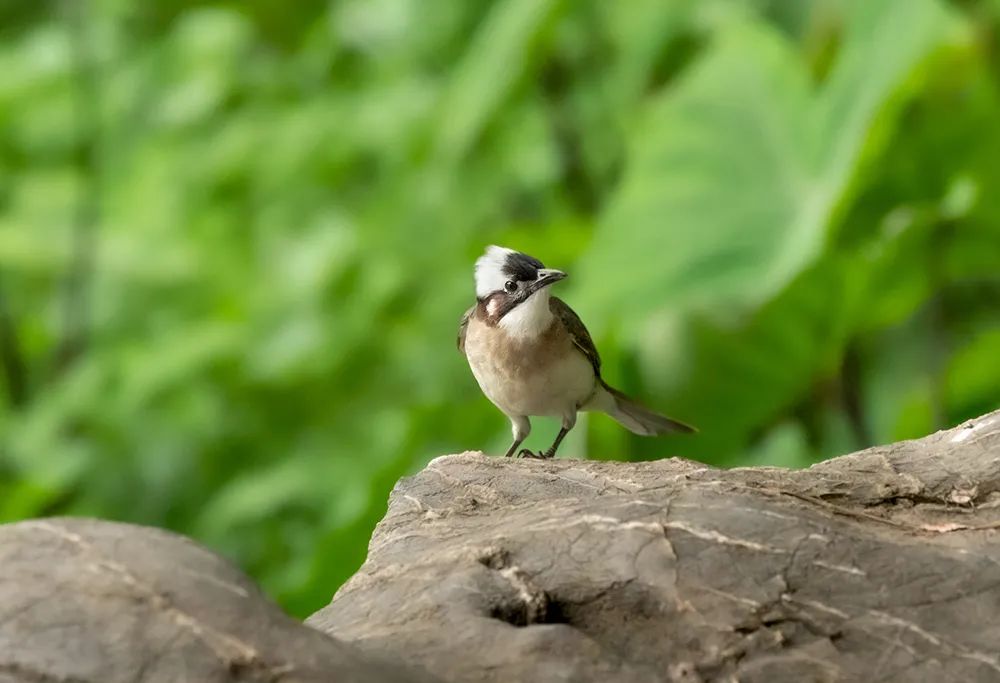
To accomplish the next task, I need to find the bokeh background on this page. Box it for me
[2,0,999,617]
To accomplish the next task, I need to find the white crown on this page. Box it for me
[474,245,517,298]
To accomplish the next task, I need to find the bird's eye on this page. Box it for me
[504,280,517,293]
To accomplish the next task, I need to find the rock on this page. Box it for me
[0,517,437,683]
[309,411,1000,683]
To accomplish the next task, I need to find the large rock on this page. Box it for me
[0,517,436,683]
[309,411,1000,683]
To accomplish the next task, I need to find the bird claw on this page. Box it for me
[517,449,554,460]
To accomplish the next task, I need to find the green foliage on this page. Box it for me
[581,0,958,319]
[1,0,998,616]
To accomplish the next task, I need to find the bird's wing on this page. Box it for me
[550,296,601,376]
[457,304,475,354]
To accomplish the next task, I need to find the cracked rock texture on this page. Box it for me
[309,411,1000,683]
[0,518,437,683]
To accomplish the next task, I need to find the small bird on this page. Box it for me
[458,245,695,459]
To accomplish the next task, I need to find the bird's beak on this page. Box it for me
[529,268,567,294]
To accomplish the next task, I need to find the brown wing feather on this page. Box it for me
[550,296,601,377]
[457,304,475,354]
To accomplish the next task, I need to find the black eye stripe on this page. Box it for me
[501,251,544,282]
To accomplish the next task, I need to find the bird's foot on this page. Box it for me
[517,449,554,460]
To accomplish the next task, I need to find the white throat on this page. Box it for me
[499,289,553,340]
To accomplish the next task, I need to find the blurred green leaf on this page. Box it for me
[947,327,1000,417]
[641,252,870,463]
[432,0,562,165]
[742,421,813,468]
[577,0,958,325]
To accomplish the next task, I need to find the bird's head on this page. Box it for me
[474,245,566,323]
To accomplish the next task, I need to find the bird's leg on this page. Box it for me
[520,414,576,459]
[503,438,524,458]
[505,416,531,458]
[519,427,568,459]
[538,426,570,459]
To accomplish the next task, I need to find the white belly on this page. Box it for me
[465,322,596,418]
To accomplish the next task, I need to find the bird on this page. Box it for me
[458,245,695,459]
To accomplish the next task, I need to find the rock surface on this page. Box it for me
[309,411,1000,683]
[0,517,437,683]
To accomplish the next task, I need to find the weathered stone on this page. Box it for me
[0,517,436,683]
[309,411,1000,683]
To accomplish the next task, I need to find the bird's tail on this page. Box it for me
[587,381,696,436]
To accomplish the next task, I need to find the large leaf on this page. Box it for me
[577,0,960,325]
[634,252,871,464]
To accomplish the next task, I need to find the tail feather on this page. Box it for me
[591,382,696,436]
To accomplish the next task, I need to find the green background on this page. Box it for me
[2,0,999,617]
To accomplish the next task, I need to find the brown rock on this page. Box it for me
[0,517,436,683]
[309,411,1000,683]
